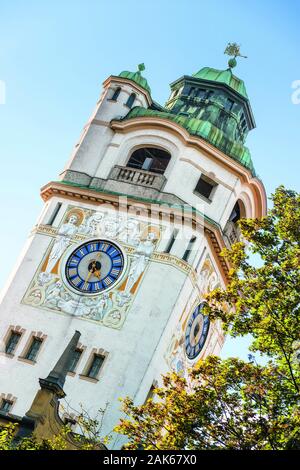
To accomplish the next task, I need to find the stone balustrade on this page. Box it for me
[108,165,166,191]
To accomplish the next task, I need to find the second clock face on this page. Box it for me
[65,240,125,295]
[185,303,210,360]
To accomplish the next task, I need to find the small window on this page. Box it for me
[68,349,83,373]
[125,93,136,109]
[224,98,234,112]
[164,229,178,253]
[87,354,105,379]
[5,331,21,355]
[25,337,43,362]
[47,202,62,226]
[195,174,217,200]
[0,399,13,413]
[196,89,206,99]
[110,87,121,101]
[206,90,214,100]
[182,236,197,262]
[188,87,196,97]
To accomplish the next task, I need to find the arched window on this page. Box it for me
[229,200,246,223]
[224,200,246,246]
[126,93,136,109]
[111,87,121,101]
[127,147,171,174]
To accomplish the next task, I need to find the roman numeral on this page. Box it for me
[103,277,113,287]
[89,243,98,252]
[68,268,77,276]
[72,276,82,287]
[82,282,90,291]
[110,268,120,277]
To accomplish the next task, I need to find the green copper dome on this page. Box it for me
[192,67,248,99]
[118,69,151,94]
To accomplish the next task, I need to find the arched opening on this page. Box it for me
[224,200,246,246]
[126,93,136,109]
[127,147,171,174]
[111,87,121,101]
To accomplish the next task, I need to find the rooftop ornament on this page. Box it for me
[224,42,247,69]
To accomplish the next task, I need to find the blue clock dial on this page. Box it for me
[65,240,124,294]
[185,303,210,360]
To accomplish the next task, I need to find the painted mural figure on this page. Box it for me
[39,213,80,285]
[103,215,122,238]
[123,232,156,295]
[78,212,104,236]
[46,214,79,270]
[118,218,141,245]
[90,293,112,321]
[44,280,64,307]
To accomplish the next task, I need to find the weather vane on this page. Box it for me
[224,43,247,69]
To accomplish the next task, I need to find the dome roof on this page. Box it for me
[192,67,248,99]
[118,70,151,94]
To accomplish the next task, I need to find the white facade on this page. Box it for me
[0,72,266,449]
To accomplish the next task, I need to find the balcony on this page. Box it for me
[108,165,166,191]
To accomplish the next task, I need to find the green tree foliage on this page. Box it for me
[0,406,109,450]
[0,423,72,450]
[116,186,300,450]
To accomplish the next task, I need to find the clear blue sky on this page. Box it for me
[0,0,299,359]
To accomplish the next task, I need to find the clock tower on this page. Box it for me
[0,59,266,449]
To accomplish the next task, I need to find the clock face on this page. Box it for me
[64,239,125,295]
[185,303,210,360]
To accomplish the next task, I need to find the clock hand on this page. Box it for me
[84,255,102,287]
[94,269,101,280]
[83,269,94,289]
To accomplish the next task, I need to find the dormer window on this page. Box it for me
[194,174,217,201]
[127,147,171,175]
[206,90,214,100]
[126,93,136,109]
[225,98,234,112]
[110,87,121,101]
[196,89,206,99]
